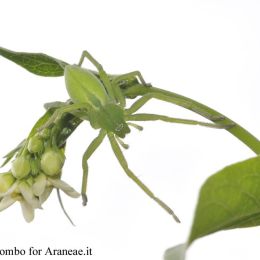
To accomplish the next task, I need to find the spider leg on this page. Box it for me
[115,136,129,149]
[78,50,116,102]
[111,71,149,107]
[127,122,143,131]
[126,113,234,129]
[125,93,233,127]
[39,103,87,130]
[107,132,180,223]
[113,71,147,86]
[110,78,126,107]
[125,93,153,115]
[81,130,106,206]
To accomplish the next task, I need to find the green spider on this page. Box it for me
[41,51,228,223]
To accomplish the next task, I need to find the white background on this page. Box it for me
[0,0,260,259]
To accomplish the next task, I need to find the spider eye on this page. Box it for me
[114,123,130,138]
[115,123,124,132]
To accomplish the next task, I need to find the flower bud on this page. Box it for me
[0,172,15,193]
[40,150,65,176]
[32,172,46,196]
[28,136,44,154]
[11,157,31,179]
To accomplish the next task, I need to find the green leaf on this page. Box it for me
[0,47,68,76]
[1,139,26,167]
[164,244,186,260]
[188,155,260,245]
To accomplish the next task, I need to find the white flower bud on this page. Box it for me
[0,172,15,194]
[40,150,65,176]
[11,157,31,179]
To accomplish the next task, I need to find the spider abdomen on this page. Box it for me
[65,65,108,108]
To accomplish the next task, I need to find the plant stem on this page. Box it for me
[123,84,260,155]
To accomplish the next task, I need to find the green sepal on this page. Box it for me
[30,158,41,177]
[0,47,68,77]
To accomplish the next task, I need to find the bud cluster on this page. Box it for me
[0,109,81,222]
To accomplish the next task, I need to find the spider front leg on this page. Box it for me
[107,132,180,223]
[81,130,106,206]
[38,103,87,130]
